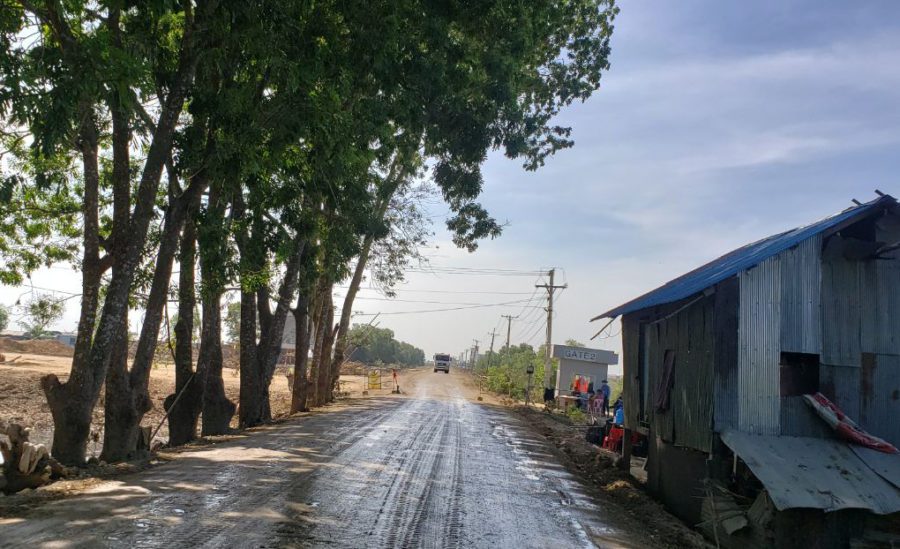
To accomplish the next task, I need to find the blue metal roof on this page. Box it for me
[598,195,897,319]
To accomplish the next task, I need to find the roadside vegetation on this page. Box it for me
[0,0,618,492]
[345,324,424,367]
[479,343,552,403]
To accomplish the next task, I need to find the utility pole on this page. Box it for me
[501,315,515,358]
[472,339,480,370]
[535,269,567,403]
[488,329,497,367]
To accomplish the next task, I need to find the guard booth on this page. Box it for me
[552,344,618,398]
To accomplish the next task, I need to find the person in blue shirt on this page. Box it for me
[614,402,624,425]
[600,380,611,416]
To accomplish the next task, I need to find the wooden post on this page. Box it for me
[620,427,633,471]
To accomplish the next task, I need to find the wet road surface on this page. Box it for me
[0,370,640,548]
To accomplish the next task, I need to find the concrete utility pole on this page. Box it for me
[488,329,497,366]
[536,269,567,403]
[502,315,515,356]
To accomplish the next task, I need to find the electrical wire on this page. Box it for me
[350,297,540,316]
[348,288,536,295]
[403,267,545,277]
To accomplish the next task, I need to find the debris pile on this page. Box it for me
[0,338,74,358]
[0,422,67,494]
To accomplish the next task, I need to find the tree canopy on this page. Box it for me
[0,0,617,464]
[346,324,425,367]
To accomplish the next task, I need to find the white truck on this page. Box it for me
[433,353,451,373]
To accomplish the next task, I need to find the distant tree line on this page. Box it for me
[346,324,424,367]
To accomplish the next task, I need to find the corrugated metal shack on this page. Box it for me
[595,194,900,548]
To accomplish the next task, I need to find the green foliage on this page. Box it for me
[566,407,587,424]
[223,301,253,343]
[20,294,65,338]
[346,324,425,366]
[481,343,557,402]
[608,376,624,403]
[0,303,9,333]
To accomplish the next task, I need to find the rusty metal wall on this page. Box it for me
[780,235,822,354]
[621,313,642,431]
[859,354,900,446]
[822,255,862,367]
[777,237,826,434]
[622,296,715,452]
[738,255,782,435]
[821,363,861,418]
[650,296,715,452]
[819,211,900,443]
[713,277,740,432]
[671,297,715,451]
[864,228,900,357]
[780,395,830,437]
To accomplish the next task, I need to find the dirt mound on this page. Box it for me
[0,338,74,358]
[340,361,368,375]
[514,406,711,549]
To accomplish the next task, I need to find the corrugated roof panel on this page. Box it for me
[721,430,900,514]
[852,445,900,490]
[599,196,896,319]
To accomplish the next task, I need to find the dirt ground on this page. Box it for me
[509,405,710,548]
[0,351,372,455]
[0,368,681,548]
[1,363,707,548]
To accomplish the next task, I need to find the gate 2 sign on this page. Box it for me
[551,345,618,365]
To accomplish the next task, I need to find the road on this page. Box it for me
[0,369,643,548]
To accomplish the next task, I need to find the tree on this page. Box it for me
[1,0,619,462]
[20,295,65,338]
[344,324,424,367]
[223,302,242,344]
[1,0,253,464]
[0,304,9,333]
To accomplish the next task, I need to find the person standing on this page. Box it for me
[600,380,611,416]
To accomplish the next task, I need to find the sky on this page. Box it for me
[3,1,900,374]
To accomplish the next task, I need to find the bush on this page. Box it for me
[566,406,586,424]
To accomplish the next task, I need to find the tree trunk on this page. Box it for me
[200,291,233,435]
[329,323,342,402]
[330,233,375,389]
[290,292,311,413]
[307,284,326,408]
[100,178,205,462]
[41,122,103,466]
[40,23,201,464]
[101,314,144,462]
[315,289,334,406]
[166,213,201,446]
[198,188,234,436]
[238,286,260,428]
[329,182,395,391]
[235,221,306,427]
[257,239,307,420]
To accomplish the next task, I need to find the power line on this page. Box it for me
[404,267,545,277]
[339,295,545,306]
[334,285,536,295]
[350,297,539,316]
[522,319,547,346]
